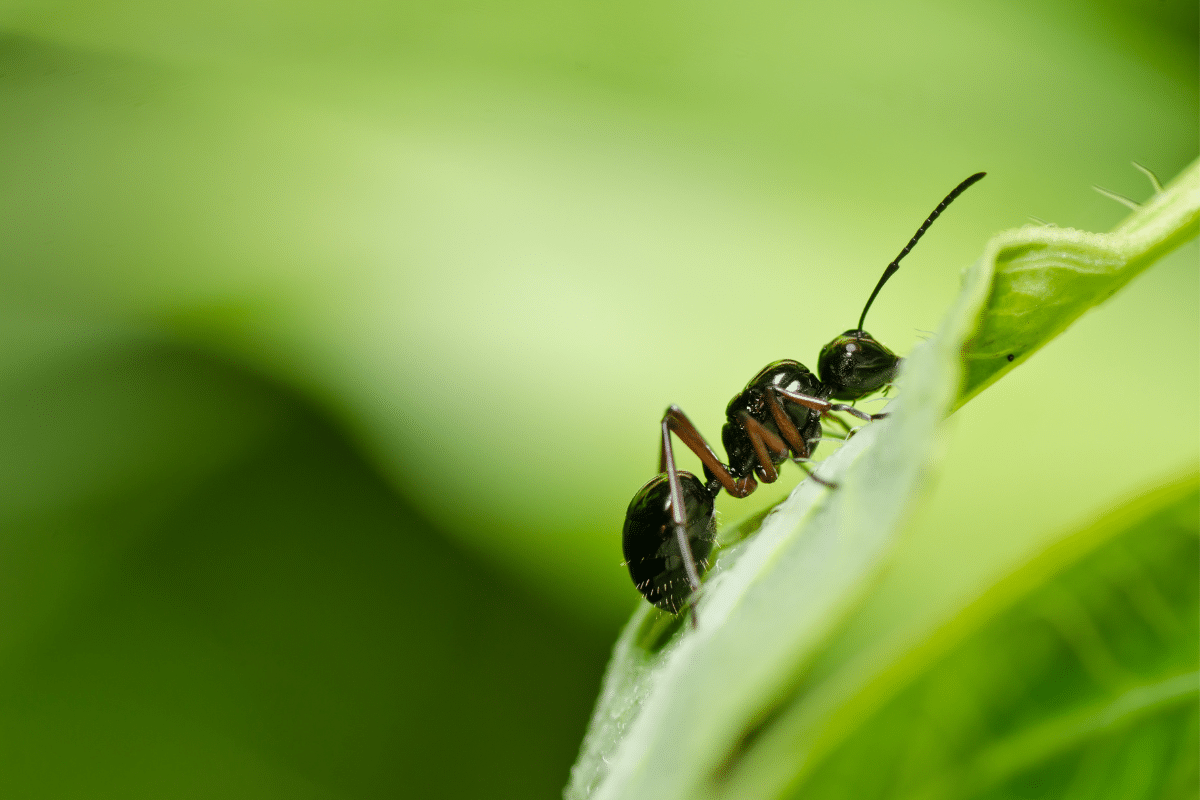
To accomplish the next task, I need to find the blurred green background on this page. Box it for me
[0,1,1195,797]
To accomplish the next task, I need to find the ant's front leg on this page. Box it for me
[832,404,889,423]
[764,387,838,489]
[771,386,889,424]
[821,411,854,435]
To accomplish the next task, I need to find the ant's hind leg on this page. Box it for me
[659,416,706,631]
[659,418,705,598]
[660,406,756,499]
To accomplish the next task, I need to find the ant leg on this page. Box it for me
[829,403,888,423]
[793,459,839,488]
[771,387,833,414]
[659,418,705,602]
[765,388,837,489]
[764,388,811,459]
[737,412,789,484]
[660,406,756,499]
[772,386,889,424]
[822,412,854,434]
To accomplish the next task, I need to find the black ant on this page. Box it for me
[623,172,986,614]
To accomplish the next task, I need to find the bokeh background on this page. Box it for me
[0,1,1196,797]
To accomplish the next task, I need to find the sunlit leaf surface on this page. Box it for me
[960,160,1200,403]
[727,481,1198,800]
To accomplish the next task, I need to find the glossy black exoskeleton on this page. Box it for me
[817,330,901,401]
[623,172,986,615]
[622,472,716,612]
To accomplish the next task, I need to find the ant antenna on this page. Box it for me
[856,171,987,332]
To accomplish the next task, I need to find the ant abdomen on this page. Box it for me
[623,472,717,612]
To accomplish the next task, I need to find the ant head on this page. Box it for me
[818,330,900,401]
[818,171,986,401]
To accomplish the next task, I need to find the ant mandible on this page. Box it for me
[623,172,986,614]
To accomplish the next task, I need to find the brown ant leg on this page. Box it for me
[770,387,833,414]
[736,412,789,484]
[659,406,756,499]
[764,388,811,459]
[772,387,889,424]
[765,387,837,488]
[658,405,758,628]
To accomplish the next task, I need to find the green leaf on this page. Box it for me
[567,162,1200,800]
[959,159,1200,404]
[719,479,1199,800]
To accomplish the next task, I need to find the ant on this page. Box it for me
[623,172,986,614]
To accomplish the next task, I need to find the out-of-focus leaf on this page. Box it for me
[567,161,1199,799]
[0,339,606,799]
[959,159,1199,404]
[727,479,1198,800]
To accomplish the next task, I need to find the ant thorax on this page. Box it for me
[719,360,830,478]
